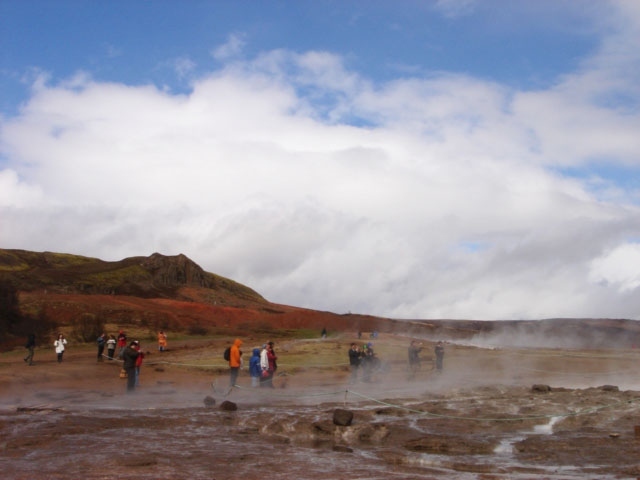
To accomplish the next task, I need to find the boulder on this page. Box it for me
[220,400,238,411]
[531,384,551,393]
[333,408,354,426]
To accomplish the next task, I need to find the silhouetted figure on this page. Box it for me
[24,334,36,366]
[435,341,445,372]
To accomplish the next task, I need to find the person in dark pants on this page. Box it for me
[434,341,445,372]
[24,334,36,366]
[122,341,140,393]
[407,340,423,379]
[348,343,362,384]
[228,338,243,387]
[96,333,106,362]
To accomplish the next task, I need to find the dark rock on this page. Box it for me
[203,395,216,407]
[531,384,551,393]
[333,408,354,426]
[600,385,619,392]
[332,445,353,453]
[220,400,237,411]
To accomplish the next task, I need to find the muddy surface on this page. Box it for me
[2,336,640,479]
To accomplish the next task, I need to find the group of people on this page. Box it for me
[348,341,379,384]
[227,338,279,388]
[23,332,69,365]
[407,339,445,377]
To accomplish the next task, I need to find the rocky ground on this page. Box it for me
[1,333,640,479]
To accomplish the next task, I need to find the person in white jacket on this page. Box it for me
[54,334,67,363]
[259,344,269,387]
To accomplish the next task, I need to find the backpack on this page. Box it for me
[223,346,231,361]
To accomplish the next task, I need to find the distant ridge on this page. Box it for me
[0,249,265,304]
[1,248,639,350]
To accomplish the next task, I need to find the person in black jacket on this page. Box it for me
[24,334,36,366]
[122,341,140,392]
[348,343,362,384]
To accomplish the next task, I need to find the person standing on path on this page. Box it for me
[96,333,107,362]
[24,334,36,366]
[228,338,243,387]
[408,340,423,379]
[249,347,261,387]
[54,334,67,363]
[157,330,167,352]
[116,330,127,359]
[434,341,445,372]
[348,343,362,384]
[122,341,140,393]
[134,341,144,386]
[106,334,116,360]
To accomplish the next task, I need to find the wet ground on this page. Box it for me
[2,337,640,479]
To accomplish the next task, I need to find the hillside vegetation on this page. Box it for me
[1,248,639,350]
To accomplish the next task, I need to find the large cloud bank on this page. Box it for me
[1,3,640,320]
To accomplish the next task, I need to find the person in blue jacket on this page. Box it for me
[249,348,262,387]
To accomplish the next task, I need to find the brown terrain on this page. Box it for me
[1,249,640,479]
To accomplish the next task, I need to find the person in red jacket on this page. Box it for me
[134,341,144,387]
[228,338,243,387]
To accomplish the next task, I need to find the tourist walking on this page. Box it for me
[54,334,67,363]
[96,333,107,362]
[24,333,35,366]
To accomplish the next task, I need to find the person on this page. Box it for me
[228,338,243,387]
[96,333,107,362]
[54,334,67,363]
[265,342,278,388]
[116,330,127,359]
[321,327,327,339]
[435,340,445,372]
[24,333,36,366]
[408,340,423,379]
[259,344,269,387]
[106,335,117,360]
[122,341,140,392]
[361,342,376,382]
[348,343,362,384]
[134,341,144,386]
[249,347,261,387]
[157,330,167,352]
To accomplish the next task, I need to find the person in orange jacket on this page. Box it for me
[228,338,243,387]
[157,330,167,352]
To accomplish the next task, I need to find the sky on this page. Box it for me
[1,0,640,320]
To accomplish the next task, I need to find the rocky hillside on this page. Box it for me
[1,248,639,349]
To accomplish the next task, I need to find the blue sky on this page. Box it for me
[1,0,640,320]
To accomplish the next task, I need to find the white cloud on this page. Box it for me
[589,243,640,292]
[211,33,246,61]
[1,1,640,320]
